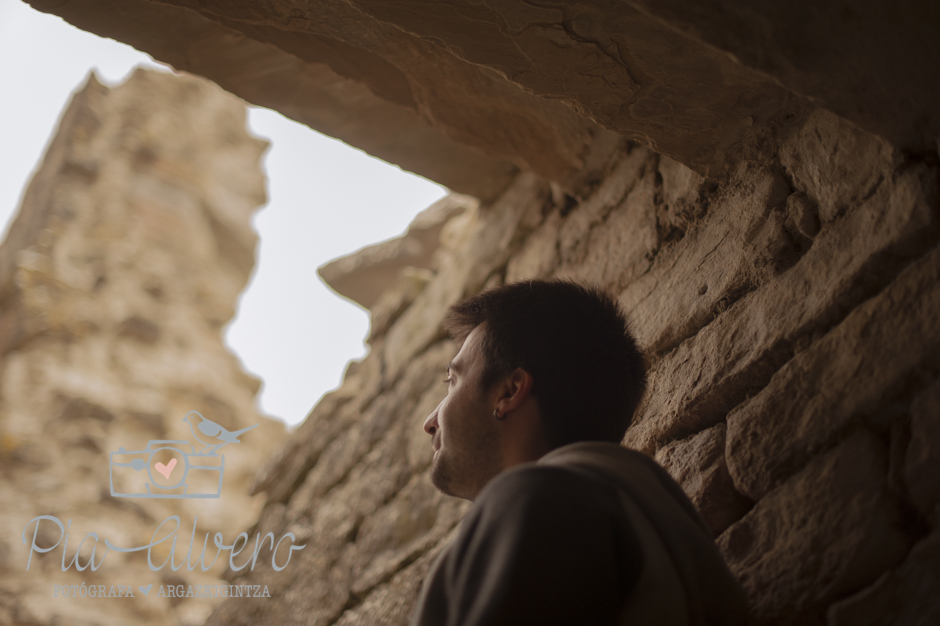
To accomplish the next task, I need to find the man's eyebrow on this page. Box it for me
[447,361,459,373]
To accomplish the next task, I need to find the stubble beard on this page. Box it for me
[430,428,501,501]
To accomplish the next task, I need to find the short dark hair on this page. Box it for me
[442,279,647,447]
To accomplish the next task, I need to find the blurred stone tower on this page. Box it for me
[0,69,286,626]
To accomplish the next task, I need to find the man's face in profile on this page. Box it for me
[423,325,502,500]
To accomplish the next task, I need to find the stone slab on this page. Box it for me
[620,160,791,358]
[717,431,909,625]
[726,239,940,500]
[27,0,520,201]
[655,423,752,536]
[625,164,938,455]
[349,0,798,175]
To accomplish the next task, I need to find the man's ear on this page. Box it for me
[495,367,534,415]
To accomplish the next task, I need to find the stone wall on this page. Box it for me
[0,69,286,626]
[17,2,940,625]
[204,106,939,625]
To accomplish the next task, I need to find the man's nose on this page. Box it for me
[424,401,441,435]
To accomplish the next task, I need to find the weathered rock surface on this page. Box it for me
[827,530,940,626]
[628,0,940,155]
[347,0,799,176]
[0,70,285,626]
[726,239,940,500]
[717,432,910,625]
[27,0,805,192]
[655,424,752,537]
[22,3,940,625]
[318,194,476,310]
[28,0,940,191]
[625,160,937,455]
[25,0,524,202]
[213,119,938,624]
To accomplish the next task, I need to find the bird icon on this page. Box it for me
[183,411,258,454]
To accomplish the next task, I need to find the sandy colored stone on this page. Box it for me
[904,378,940,518]
[784,192,820,249]
[250,373,361,504]
[346,474,468,597]
[368,268,434,343]
[779,108,898,224]
[726,240,940,500]
[0,70,285,626]
[717,431,910,625]
[619,160,791,358]
[505,209,563,283]
[555,146,650,269]
[319,195,475,310]
[827,530,940,626]
[348,0,798,175]
[209,421,420,626]
[283,342,451,520]
[625,164,938,454]
[334,529,459,626]
[655,424,752,536]
[29,0,810,189]
[26,0,521,201]
[556,152,658,292]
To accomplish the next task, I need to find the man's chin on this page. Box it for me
[429,455,470,500]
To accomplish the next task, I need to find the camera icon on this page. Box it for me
[109,412,257,499]
[109,440,224,499]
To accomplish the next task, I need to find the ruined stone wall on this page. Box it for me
[17,2,939,625]
[0,69,286,626]
[207,105,940,625]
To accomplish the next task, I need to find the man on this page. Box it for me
[411,280,750,626]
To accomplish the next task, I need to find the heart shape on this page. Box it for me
[154,458,177,480]
[139,584,152,596]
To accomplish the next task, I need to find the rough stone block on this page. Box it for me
[556,147,650,267]
[369,268,433,343]
[320,195,473,310]
[251,381,359,503]
[346,474,468,597]
[904,379,940,517]
[658,154,706,220]
[333,530,459,626]
[654,423,752,536]
[627,0,940,156]
[717,431,910,625]
[826,529,940,626]
[350,0,796,176]
[505,210,562,283]
[784,192,821,248]
[619,160,790,358]
[285,341,452,516]
[625,164,938,454]
[779,108,898,224]
[727,240,940,500]
[558,157,659,291]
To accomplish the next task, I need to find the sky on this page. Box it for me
[0,0,447,426]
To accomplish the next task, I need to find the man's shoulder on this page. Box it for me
[472,461,622,520]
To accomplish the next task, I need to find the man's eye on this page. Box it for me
[443,378,453,385]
